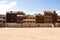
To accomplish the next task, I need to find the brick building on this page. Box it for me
[36,14,44,23]
[57,16,60,23]
[0,15,6,27]
[44,11,57,23]
[17,11,26,23]
[23,15,35,23]
[6,11,17,23]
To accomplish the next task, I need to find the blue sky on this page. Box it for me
[0,0,60,15]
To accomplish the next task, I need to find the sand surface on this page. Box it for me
[0,28,60,40]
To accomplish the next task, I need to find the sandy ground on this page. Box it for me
[0,28,60,40]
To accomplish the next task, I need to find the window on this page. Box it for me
[3,21,5,23]
[3,17,6,19]
[0,20,2,22]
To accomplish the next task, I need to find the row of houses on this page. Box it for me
[0,11,60,27]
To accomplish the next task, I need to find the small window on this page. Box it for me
[3,21,5,23]
[0,20,2,22]
[3,17,6,19]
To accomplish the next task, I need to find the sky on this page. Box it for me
[0,0,60,15]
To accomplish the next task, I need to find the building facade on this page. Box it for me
[23,15,35,23]
[0,10,57,27]
[0,15,6,27]
[17,11,26,23]
[0,15,6,23]
[36,14,44,23]
[44,11,57,23]
[6,11,26,23]
[57,16,60,22]
[6,11,17,23]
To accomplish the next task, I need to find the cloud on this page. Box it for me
[0,0,7,4]
[56,11,60,15]
[0,0,17,15]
